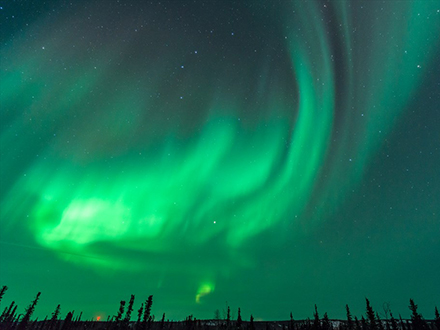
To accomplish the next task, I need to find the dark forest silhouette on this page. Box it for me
[0,285,439,330]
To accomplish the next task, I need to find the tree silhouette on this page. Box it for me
[48,304,61,330]
[137,302,144,324]
[376,312,384,330]
[142,295,154,330]
[38,315,48,330]
[346,305,354,330]
[366,299,377,330]
[322,312,331,330]
[361,316,368,330]
[236,308,242,330]
[0,286,7,306]
[18,291,41,330]
[409,299,427,330]
[0,300,14,323]
[399,315,406,330]
[122,294,135,328]
[143,295,153,322]
[354,316,361,330]
[249,315,255,330]
[7,304,18,324]
[290,312,295,330]
[313,305,321,330]
[114,300,126,329]
[61,311,73,330]
[434,307,440,330]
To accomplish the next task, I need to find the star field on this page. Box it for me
[0,0,439,321]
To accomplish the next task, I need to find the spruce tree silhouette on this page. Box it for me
[346,305,354,330]
[249,315,255,330]
[313,305,321,330]
[435,307,440,330]
[399,315,406,330]
[137,302,144,325]
[122,294,135,328]
[142,295,153,330]
[409,299,426,330]
[361,316,368,330]
[18,291,41,330]
[38,315,48,330]
[322,312,331,330]
[389,312,398,330]
[236,308,242,330]
[0,286,7,306]
[290,312,295,330]
[376,312,384,330]
[61,311,73,330]
[365,299,377,330]
[7,304,18,324]
[0,300,14,323]
[48,304,61,330]
[354,316,361,330]
[114,300,126,329]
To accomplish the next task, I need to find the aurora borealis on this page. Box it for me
[1,0,439,322]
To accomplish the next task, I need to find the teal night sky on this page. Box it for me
[1,0,439,322]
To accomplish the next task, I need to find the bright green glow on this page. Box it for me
[1,0,439,321]
[195,282,215,304]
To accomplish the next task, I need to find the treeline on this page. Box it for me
[0,285,439,330]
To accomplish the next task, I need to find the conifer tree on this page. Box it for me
[361,316,368,330]
[160,312,166,329]
[227,306,231,326]
[354,316,361,330]
[435,307,440,330]
[313,305,321,330]
[48,304,61,330]
[376,312,384,330]
[290,312,295,330]
[322,312,331,330]
[366,299,377,330]
[61,311,73,330]
[399,315,406,330]
[249,315,255,330]
[0,286,7,306]
[38,316,48,330]
[346,305,354,330]
[122,294,135,327]
[18,291,41,330]
[389,312,398,330]
[236,308,242,330]
[137,303,144,323]
[143,295,153,323]
[7,304,18,324]
[409,299,426,330]
[0,307,6,322]
[142,295,153,330]
[0,300,14,323]
[114,300,126,329]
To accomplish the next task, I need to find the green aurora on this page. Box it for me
[1,0,439,321]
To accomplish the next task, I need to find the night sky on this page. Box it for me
[1,0,439,322]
